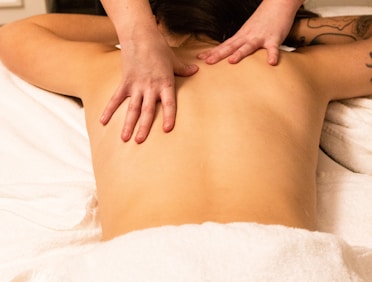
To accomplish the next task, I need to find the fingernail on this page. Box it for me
[135,135,145,144]
[163,123,171,132]
[121,131,130,142]
[206,58,215,64]
[100,115,106,124]
[189,65,198,72]
[268,58,277,66]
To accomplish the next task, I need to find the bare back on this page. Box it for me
[83,45,330,240]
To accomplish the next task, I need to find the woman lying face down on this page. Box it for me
[0,2,371,239]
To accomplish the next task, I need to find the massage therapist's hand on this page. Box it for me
[198,0,303,66]
[100,29,198,144]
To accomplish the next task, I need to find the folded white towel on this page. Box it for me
[320,97,372,174]
[25,222,372,282]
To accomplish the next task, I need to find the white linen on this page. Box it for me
[0,62,94,184]
[320,98,372,174]
[0,183,100,281]
[24,223,372,282]
[317,169,372,249]
[0,61,100,281]
[317,149,372,248]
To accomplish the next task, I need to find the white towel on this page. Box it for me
[0,61,94,184]
[0,182,100,282]
[24,222,372,282]
[320,97,372,174]
[317,169,372,249]
[0,182,97,230]
[0,59,101,281]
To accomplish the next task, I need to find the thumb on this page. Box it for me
[173,60,199,77]
[266,45,280,66]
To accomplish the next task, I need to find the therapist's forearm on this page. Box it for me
[262,0,305,17]
[100,0,158,41]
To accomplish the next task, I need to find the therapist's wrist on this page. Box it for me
[117,25,160,45]
[116,14,158,42]
[262,0,304,13]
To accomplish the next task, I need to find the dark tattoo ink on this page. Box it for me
[355,16,372,38]
[287,17,361,47]
[306,18,359,44]
[367,52,372,68]
[309,33,357,45]
[307,17,354,32]
[367,52,372,83]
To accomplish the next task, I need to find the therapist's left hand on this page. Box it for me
[197,0,297,66]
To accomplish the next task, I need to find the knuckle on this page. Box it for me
[127,101,141,113]
[161,77,174,88]
[138,122,150,132]
[111,95,125,104]
[163,99,176,108]
[141,104,155,115]
[224,44,236,54]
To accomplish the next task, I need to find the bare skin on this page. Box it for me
[0,15,371,240]
[198,0,304,65]
[100,0,199,144]
[100,0,303,144]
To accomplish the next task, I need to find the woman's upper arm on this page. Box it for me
[300,38,372,101]
[0,14,117,98]
[289,15,372,100]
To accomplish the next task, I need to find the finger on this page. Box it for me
[121,94,143,142]
[197,50,211,60]
[197,40,232,61]
[266,46,280,66]
[159,86,177,133]
[100,86,128,125]
[174,63,199,77]
[204,39,243,64]
[134,93,157,144]
[227,41,261,64]
[172,52,199,77]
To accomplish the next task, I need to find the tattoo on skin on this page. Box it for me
[355,16,372,38]
[307,17,357,45]
[309,33,356,45]
[288,16,372,47]
[367,52,372,68]
[308,17,354,31]
[367,52,372,83]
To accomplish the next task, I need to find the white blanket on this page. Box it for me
[23,223,372,282]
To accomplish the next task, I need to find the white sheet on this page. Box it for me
[0,62,100,281]
[0,62,94,184]
[320,98,372,175]
[1,5,372,281]
[23,223,372,282]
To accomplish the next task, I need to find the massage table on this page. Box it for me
[0,3,372,281]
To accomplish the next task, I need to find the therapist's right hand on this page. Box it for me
[100,30,198,144]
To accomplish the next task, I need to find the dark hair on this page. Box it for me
[149,0,318,42]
